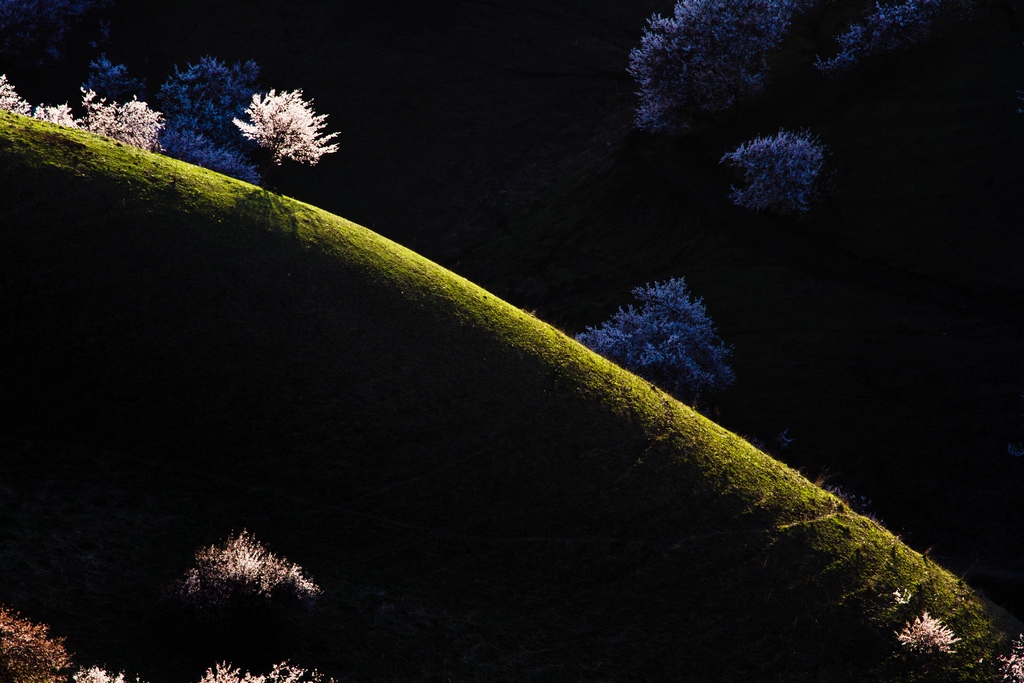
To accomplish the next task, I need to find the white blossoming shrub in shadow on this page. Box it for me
[815,0,952,74]
[1000,634,1024,682]
[627,0,795,132]
[720,129,826,214]
[170,530,321,618]
[78,88,163,151]
[162,532,322,665]
[73,668,142,683]
[198,662,328,683]
[896,610,961,653]
[576,278,734,405]
[0,74,31,115]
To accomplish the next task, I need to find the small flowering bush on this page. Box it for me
[0,605,71,683]
[576,278,734,404]
[233,89,339,176]
[627,0,794,132]
[73,668,141,683]
[169,530,321,619]
[1000,634,1024,682]
[815,0,942,74]
[33,103,78,127]
[78,88,164,151]
[0,74,31,115]
[896,610,961,653]
[199,662,328,683]
[720,129,826,214]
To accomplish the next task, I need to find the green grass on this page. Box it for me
[0,112,1021,681]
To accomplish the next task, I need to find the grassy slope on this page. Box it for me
[0,113,1019,681]
[458,1,1024,594]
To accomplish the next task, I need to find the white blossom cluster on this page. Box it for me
[75,662,328,683]
[627,0,795,132]
[815,0,943,74]
[896,611,961,653]
[74,668,138,683]
[2,69,337,183]
[1000,634,1024,682]
[79,88,163,151]
[234,89,339,166]
[1,74,164,151]
[720,129,826,214]
[576,278,734,404]
[199,662,328,683]
[0,74,31,115]
[32,102,77,127]
[170,530,321,614]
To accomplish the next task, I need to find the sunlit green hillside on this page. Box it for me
[0,113,1020,681]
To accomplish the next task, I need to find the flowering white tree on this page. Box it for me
[627,0,794,132]
[0,74,31,115]
[576,278,734,404]
[78,88,164,151]
[720,129,826,214]
[233,89,338,181]
[896,610,961,653]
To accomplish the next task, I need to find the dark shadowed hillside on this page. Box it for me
[1,113,1021,681]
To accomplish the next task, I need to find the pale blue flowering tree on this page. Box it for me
[627,0,795,132]
[576,278,734,404]
[815,0,955,74]
[720,129,826,214]
[156,56,262,183]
